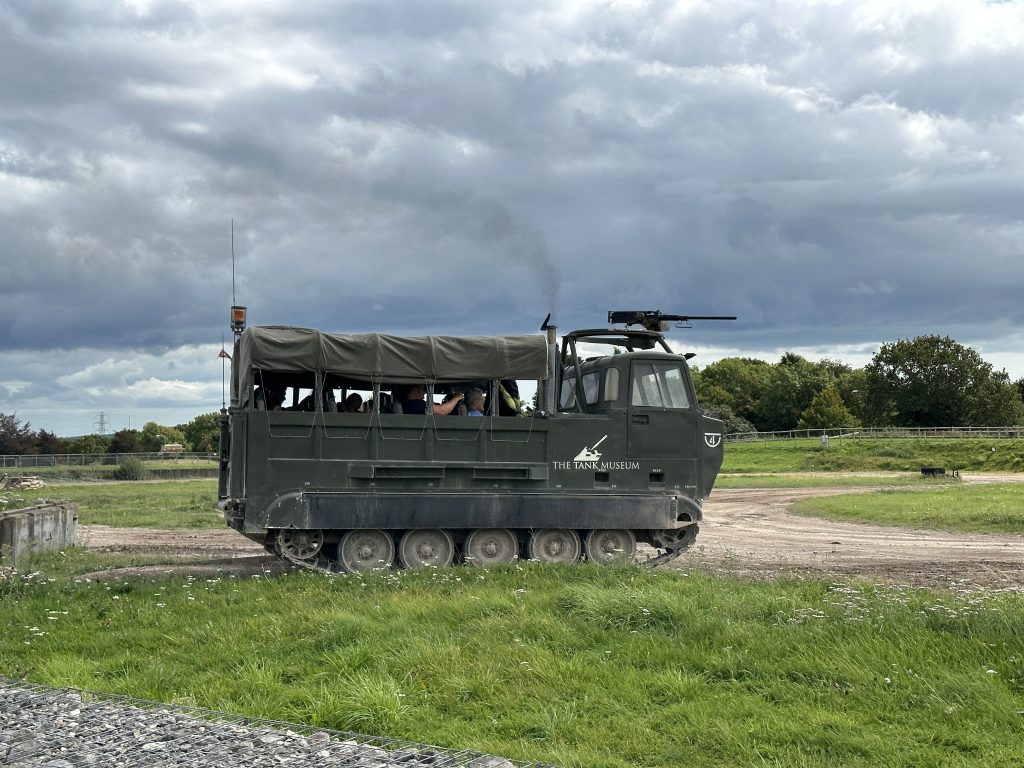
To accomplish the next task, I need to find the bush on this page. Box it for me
[113,456,148,481]
[1,491,24,509]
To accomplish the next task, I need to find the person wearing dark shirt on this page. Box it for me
[402,384,464,415]
[255,385,286,411]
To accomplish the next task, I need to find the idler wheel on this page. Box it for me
[651,525,699,552]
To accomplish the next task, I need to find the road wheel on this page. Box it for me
[464,528,519,567]
[398,529,455,569]
[584,529,636,565]
[338,529,395,572]
[526,529,582,564]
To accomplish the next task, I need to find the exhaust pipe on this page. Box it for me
[545,324,558,413]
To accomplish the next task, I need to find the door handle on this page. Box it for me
[631,414,649,424]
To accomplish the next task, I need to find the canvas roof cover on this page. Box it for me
[235,326,549,402]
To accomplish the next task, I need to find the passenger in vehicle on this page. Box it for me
[340,393,363,412]
[483,379,521,416]
[254,385,286,411]
[497,379,521,416]
[401,384,465,415]
[466,388,485,416]
[297,386,337,412]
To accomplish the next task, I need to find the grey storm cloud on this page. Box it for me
[2,0,1024,434]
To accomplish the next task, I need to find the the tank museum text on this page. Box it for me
[552,460,642,471]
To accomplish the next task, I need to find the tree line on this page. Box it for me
[693,335,1024,433]
[0,413,220,456]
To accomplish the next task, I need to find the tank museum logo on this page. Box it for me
[574,435,607,462]
[704,432,722,448]
[553,435,640,471]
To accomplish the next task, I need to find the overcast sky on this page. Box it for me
[3,0,1024,437]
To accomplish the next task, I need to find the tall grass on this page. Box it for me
[2,558,1022,767]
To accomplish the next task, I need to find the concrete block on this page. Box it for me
[0,503,78,567]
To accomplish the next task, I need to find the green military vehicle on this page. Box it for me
[217,310,731,571]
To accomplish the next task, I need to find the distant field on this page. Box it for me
[7,479,222,529]
[2,459,217,481]
[714,474,959,489]
[722,437,1024,473]
[792,484,1024,535]
[3,459,218,471]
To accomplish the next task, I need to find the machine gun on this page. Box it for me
[608,310,736,332]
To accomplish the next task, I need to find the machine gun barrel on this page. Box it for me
[608,310,736,331]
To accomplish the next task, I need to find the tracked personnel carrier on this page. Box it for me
[217,310,732,571]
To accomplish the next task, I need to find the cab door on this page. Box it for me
[626,359,698,461]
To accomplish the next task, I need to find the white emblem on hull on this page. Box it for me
[704,433,722,448]
[574,434,608,462]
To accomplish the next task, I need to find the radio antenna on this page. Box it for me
[231,218,236,306]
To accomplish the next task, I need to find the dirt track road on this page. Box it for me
[691,481,1023,588]
[77,473,1024,587]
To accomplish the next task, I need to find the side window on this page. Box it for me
[582,372,599,405]
[251,371,320,412]
[287,387,311,410]
[603,368,620,402]
[630,362,690,409]
[560,376,577,409]
[560,372,601,409]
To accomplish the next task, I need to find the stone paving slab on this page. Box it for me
[0,678,552,768]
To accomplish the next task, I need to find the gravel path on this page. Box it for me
[0,678,543,768]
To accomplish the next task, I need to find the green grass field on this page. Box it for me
[723,437,1024,473]
[0,479,222,529]
[718,438,1024,533]
[2,560,1022,768]
[713,473,959,489]
[792,485,1024,535]
[3,444,1022,765]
